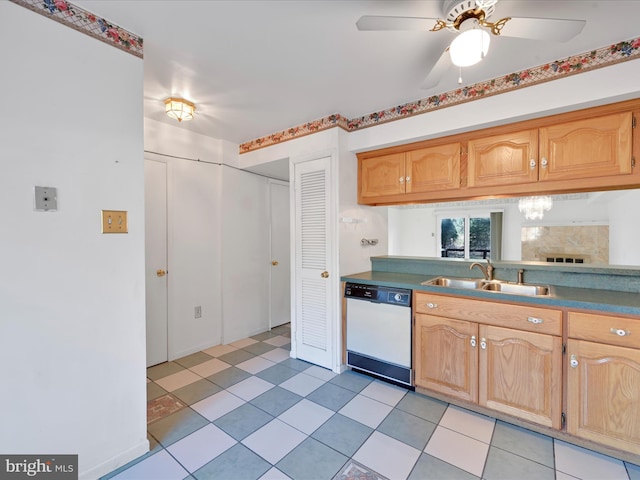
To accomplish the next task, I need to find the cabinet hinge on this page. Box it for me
[633,157,636,168]
[561,412,566,428]
[633,115,637,129]
[562,343,566,354]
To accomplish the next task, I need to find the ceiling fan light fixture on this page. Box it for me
[164,97,196,122]
[449,27,490,67]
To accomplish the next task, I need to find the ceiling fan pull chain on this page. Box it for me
[458,66,463,85]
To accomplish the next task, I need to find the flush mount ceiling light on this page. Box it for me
[164,97,195,122]
[518,196,553,220]
[449,20,491,67]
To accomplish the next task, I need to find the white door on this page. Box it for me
[145,159,168,367]
[269,181,291,328]
[293,156,335,369]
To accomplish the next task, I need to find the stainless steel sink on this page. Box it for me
[421,277,485,289]
[421,276,553,296]
[481,282,552,296]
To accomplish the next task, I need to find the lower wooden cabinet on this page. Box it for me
[480,325,562,429]
[566,311,640,455]
[414,294,563,429]
[415,314,478,402]
[413,294,640,458]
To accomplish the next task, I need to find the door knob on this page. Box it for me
[321,271,329,278]
[156,269,167,277]
[271,261,279,266]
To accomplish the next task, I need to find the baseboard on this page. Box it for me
[80,438,149,480]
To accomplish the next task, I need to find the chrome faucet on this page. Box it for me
[470,258,494,281]
[517,269,525,285]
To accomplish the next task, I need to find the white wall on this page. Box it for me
[145,119,225,359]
[608,189,640,266]
[338,130,389,276]
[221,166,271,342]
[348,60,640,153]
[0,3,146,479]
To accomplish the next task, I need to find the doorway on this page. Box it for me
[269,180,291,328]
[144,159,169,367]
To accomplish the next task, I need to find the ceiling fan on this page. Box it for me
[356,0,586,88]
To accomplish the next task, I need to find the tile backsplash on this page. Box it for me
[521,225,609,264]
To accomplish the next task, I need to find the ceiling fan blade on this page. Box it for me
[421,47,452,89]
[498,17,586,42]
[356,15,438,31]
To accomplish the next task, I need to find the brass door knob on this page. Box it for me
[271,261,279,266]
[156,269,167,277]
[321,271,329,278]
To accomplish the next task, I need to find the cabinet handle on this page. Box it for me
[570,354,579,368]
[406,176,411,183]
[541,157,548,168]
[529,159,536,169]
[610,328,630,337]
[399,177,404,184]
[480,338,487,350]
[527,316,544,324]
[470,335,477,348]
[426,302,438,309]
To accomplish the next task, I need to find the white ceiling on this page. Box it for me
[75,0,640,146]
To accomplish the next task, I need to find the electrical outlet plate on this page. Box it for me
[101,210,128,234]
[34,186,57,211]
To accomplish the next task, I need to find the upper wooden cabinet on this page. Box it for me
[359,143,460,201]
[468,129,539,188]
[467,112,633,188]
[357,98,640,205]
[359,152,406,198]
[539,112,633,181]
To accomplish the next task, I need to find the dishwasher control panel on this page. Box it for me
[344,282,411,307]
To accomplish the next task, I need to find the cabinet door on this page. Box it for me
[406,143,460,193]
[566,339,640,455]
[467,129,538,188]
[415,313,478,402]
[539,112,632,182]
[359,153,406,198]
[479,325,562,429]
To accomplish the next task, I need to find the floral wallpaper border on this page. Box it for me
[10,0,143,58]
[11,0,638,153]
[240,36,640,154]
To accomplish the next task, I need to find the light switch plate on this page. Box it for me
[101,210,128,234]
[34,186,57,211]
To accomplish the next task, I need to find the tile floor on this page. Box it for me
[103,324,640,480]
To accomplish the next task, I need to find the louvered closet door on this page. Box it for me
[294,156,334,369]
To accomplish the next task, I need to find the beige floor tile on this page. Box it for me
[424,426,490,477]
[189,358,231,377]
[438,404,495,443]
[353,431,421,480]
[230,338,259,349]
[264,336,291,347]
[554,440,629,480]
[155,369,202,392]
[203,344,238,357]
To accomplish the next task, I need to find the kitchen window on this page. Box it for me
[437,211,503,260]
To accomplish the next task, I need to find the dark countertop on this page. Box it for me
[342,271,640,316]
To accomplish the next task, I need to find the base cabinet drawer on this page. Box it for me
[566,339,640,455]
[415,292,562,335]
[568,311,640,349]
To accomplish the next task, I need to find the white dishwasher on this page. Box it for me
[345,282,413,386]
